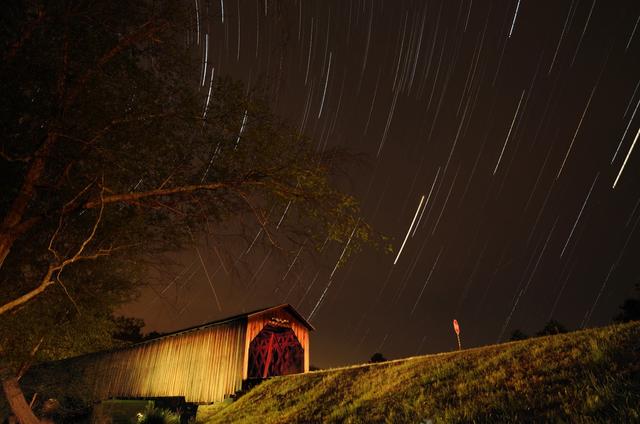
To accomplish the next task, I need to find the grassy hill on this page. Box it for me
[199,321,640,423]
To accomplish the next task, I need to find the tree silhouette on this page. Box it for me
[369,353,387,363]
[614,284,640,323]
[536,320,568,336]
[509,329,529,341]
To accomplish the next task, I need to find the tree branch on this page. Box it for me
[17,337,44,381]
[65,19,169,107]
[234,190,279,249]
[0,186,106,316]
[0,267,56,316]
[48,180,96,262]
[4,7,46,62]
[54,111,177,147]
[0,149,31,163]
[84,180,252,208]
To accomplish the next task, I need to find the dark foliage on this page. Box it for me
[614,284,640,323]
[509,329,529,341]
[369,352,387,363]
[112,316,145,344]
[536,320,569,336]
[136,404,180,424]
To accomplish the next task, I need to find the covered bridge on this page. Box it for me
[29,304,313,404]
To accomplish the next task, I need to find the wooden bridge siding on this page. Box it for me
[242,309,310,380]
[82,320,247,403]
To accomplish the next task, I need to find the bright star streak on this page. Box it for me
[413,167,441,237]
[318,51,332,118]
[612,98,640,164]
[494,90,525,175]
[308,278,333,321]
[561,173,599,257]
[394,195,425,265]
[613,127,640,189]
[330,219,360,279]
[508,0,521,38]
[410,246,443,315]
[557,81,599,179]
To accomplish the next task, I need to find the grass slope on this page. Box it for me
[201,322,640,423]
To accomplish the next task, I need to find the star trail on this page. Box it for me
[127,0,640,368]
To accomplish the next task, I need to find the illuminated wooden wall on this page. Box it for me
[28,304,312,404]
[81,319,246,403]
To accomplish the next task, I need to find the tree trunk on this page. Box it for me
[0,133,57,270]
[0,217,39,271]
[1,377,41,424]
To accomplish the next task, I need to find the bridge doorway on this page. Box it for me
[247,324,304,379]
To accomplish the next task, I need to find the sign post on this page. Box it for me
[453,319,462,351]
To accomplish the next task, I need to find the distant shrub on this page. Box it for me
[509,329,529,341]
[136,404,180,424]
[536,320,568,336]
[369,353,387,363]
[614,284,640,323]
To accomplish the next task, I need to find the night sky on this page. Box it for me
[123,0,640,368]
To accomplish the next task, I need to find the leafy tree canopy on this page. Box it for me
[111,316,145,344]
[0,0,376,384]
[111,316,165,344]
